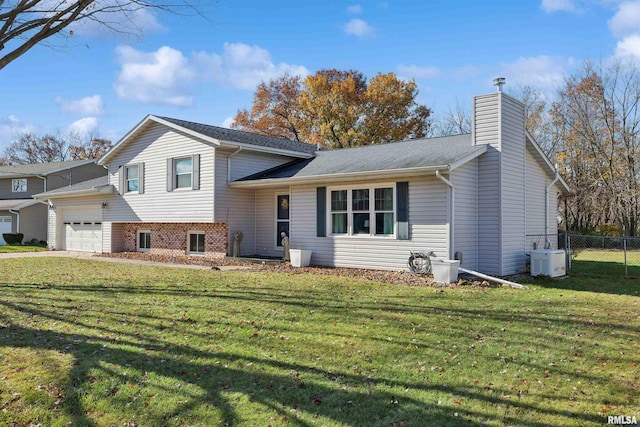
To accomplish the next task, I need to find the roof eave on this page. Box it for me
[218,140,315,159]
[34,185,114,200]
[448,145,488,171]
[525,131,571,193]
[228,165,451,188]
[98,115,221,166]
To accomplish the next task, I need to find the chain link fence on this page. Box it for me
[526,233,640,277]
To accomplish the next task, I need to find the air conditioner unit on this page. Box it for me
[530,249,566,277]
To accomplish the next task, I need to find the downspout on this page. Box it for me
[36,175,47,192]
[8,209,19,233]
[545,167,560,248]
[227,147,242,182]
[436,170,454,259]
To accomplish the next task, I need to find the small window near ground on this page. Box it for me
[138,231,151,252]
[125,165,139,193]
[175,158,193,189]
[12,179,27,192]
[188,231,205,255]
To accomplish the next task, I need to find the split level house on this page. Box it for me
[0,159,105,245]
[35,91,570,276]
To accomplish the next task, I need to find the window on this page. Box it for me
[167,155,199,192]
[125,165,139,193]
[12,179,27,192]
[276,194,290,247]
[175,157,192,189]
[188,231,205,255]
[138,231,151,252]
[329,186,395,237]
[331,190,347,234]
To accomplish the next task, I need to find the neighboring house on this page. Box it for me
[0,159,106,245]
[35,91,570,276]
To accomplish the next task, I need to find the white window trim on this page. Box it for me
[187,230,205,255]
[137,230,151,252]
[12,179,27,193]
[274,193,290,251]
[174,157,193,190]
[327,183,396,238]
[125,165,139,194]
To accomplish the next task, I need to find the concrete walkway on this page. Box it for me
[0,250,252,271]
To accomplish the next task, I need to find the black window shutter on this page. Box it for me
[317,187,326,237]
[396,182,409,240]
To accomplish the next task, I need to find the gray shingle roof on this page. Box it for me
[0,159,95,178]
[237,134,483,181]
[157,116,317,155]
[35,176,110,197]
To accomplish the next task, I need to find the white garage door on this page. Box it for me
[0,217,12,245]
[61,207,102,252]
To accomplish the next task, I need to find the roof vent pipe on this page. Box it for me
[493,77,506,92]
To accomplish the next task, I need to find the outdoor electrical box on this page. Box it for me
[530,249,566,278]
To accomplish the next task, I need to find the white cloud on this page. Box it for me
[343,18,373,38]
[114,43,308,105]
[541,0,579,12]
[0,115,38,143]
[614,34,640,59]
[608,1,640,38]
[221,116,235,128]
[67,117,99,136]
[55,95,105,116]
[499,56,567,89]
[114,45,196,106]
[397,64,442,80]
[346,5,363,14]
[194,42,309,91]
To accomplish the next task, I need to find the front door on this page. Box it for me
[276,194,289,248]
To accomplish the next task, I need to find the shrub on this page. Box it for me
[3,233,24,245]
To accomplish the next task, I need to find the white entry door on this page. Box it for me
[0,217,12,245]
[61,207,102,252]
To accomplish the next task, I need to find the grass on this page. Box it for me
[572,249,640,277]
[0,244,47,253]
[0,258,638,427]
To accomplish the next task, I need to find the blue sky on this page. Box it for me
[1,0,639,152]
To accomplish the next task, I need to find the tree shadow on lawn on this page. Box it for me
[525,264,640,296]
[0,282,626,426]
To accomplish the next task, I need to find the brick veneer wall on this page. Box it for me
[122,222,228,258]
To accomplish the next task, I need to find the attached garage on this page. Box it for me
[61,206,103,252]
[0,216,12,245]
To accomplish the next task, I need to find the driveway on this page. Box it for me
[0,250,251,271]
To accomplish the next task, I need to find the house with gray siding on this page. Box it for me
[35,90,570,276]
[0,159,105,245]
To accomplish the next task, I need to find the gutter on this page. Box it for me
[33,185,114,200]
[545,167,560,247]
[229,165,451,188]
[436,170,455,259]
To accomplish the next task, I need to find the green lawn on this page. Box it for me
[0,244,47,253]
[0,258,638,427]
[571,248,640,277]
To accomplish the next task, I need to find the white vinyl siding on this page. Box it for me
[500,95,527,274]
[525,146,548,251]
[215,149,301,256]
[473,94,502,276]
[451,158,479,271]
[105,123,214,223]
[266,176,448,271]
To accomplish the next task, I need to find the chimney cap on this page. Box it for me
[493,77,506,92]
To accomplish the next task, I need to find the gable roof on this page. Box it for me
[98,115,316,165]
[233,134,487,186]
[525,132,571,193]
[0,159,96,178]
